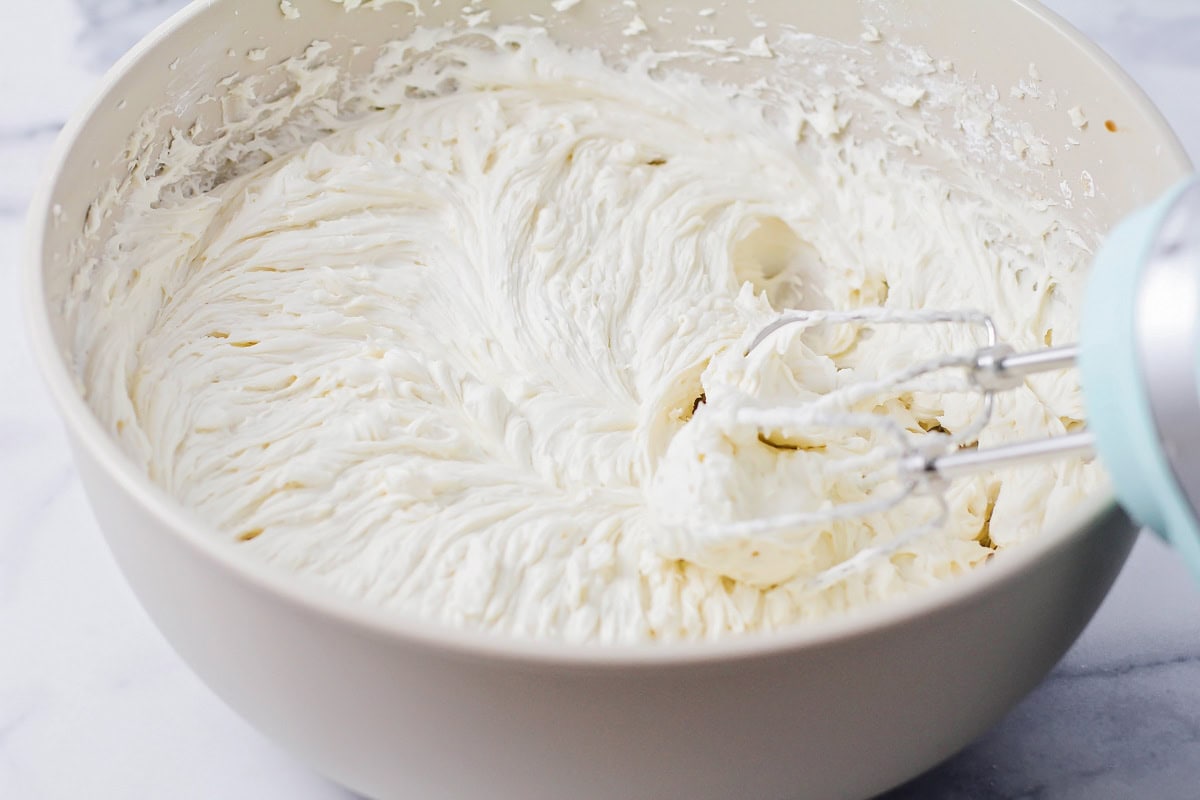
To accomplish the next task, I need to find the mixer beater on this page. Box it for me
[709,177,1200,588]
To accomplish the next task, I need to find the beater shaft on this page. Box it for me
[907,342,1091,479]
[972,344,1079,391]
[905,430,1096,480]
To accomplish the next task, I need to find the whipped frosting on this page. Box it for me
[69,25,1104,643]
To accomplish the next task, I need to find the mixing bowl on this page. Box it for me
[25,1,1190,798]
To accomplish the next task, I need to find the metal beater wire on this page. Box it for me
[705,309,1004,586]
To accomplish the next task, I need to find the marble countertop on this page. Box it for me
[4,1,1200,798]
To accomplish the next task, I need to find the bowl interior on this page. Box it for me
[27,0,1191,656]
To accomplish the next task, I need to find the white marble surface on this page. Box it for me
[4,1,1200,798]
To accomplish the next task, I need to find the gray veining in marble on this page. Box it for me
[71,0,192,67]
[3,1,1200,798]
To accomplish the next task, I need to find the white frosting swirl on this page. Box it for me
[72,27,1103,643]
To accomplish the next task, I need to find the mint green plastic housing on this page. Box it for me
[1080,177,1200,576]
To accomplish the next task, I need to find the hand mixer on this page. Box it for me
[718,176,1200,588]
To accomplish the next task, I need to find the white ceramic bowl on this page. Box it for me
[26,1,1190,798]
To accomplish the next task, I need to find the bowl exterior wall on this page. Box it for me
[73,430,1135,800]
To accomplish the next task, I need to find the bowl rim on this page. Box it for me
[23,0,1192,668]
